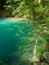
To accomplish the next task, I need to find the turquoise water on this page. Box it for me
[0,18,49,65]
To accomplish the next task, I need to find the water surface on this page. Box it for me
[0,18,48,65]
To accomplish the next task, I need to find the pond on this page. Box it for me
[0,18,49,65]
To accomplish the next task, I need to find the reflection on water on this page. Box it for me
[0,18,49,65]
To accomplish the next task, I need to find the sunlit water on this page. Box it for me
[0,18,48,65]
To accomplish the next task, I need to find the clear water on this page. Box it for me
[0,18,49,65]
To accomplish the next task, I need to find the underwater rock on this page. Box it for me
[43,52,49,63]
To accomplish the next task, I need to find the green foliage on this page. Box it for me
[4,0,49,19]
